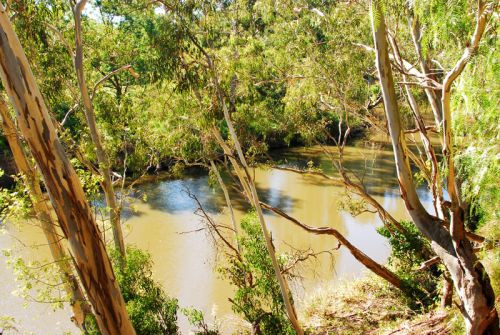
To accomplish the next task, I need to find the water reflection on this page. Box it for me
[120,145,432,332]
[1,144,433,334]
[126,177,218,215]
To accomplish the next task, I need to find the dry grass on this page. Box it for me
[299,212,499,335]
[299,274,467,335]
[300,275,415,335]
[379,311,451,335]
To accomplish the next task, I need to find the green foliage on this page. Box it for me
[338,192,372,217]
[2,248,67,310]
[377,221,439,310]
[378,221,429,268]
[181,307,220,335]
[479,220,500,296]
[448,308,467,335]
[218,211,295,335]
[413,0,474,60]
[12,0,372,177]
[453,37,499,231]
[0,173,32,221]
[0,315,18,333]
[71,159,102,201]
[85,246,179,335]
[450,34,500,296]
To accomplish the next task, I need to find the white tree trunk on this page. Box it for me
[370,2,498,333]
[72,0,125,258]
[210,69,303,334]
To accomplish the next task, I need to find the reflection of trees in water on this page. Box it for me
[270,144,432,199]
[122,173,298,219]
[124,176,219,215]
[123,145,432,221]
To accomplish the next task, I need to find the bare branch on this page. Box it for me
[91,65,139,100]
[417,256,441,271]
[46,23,74,58]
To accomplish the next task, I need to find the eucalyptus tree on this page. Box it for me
[71,0,126,257]
[0,4,135,334]
[0,97,91,330]
[370,1,498,333]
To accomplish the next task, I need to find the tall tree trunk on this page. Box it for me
[0,6,135,335]
[72,0,125,258]
[210,69,303,334]
[0,97,92,330]
[210,160,241,253]
[387,34,445,220]
[370,2,498,334]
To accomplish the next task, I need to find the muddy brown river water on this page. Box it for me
[0,143,434,334]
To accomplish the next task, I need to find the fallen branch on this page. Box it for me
[259,202,405,290]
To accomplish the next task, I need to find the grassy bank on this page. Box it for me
[301,274,459,335]
[301,232,499,335]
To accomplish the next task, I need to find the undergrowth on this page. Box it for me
[377,221,440,310]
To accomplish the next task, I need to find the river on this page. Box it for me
[0,143,433,334]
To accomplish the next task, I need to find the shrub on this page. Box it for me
[377,221,440,310]
[181,307,220,335]
[85,246,179,334]
[218,211,295,335]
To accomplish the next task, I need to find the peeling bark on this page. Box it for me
[0,6,135,334]
[0,97,91,330]
[370,2,498,334]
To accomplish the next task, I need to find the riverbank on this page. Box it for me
[300,215,500,335]
[2,143,418,334]
[301,274,464,335]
